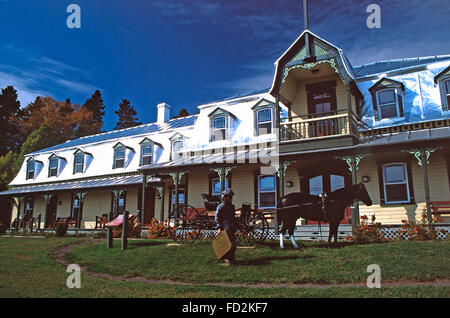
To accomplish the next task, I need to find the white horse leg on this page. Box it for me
[279,234,285,249]
[289,234,299,249]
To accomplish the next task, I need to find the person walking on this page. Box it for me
[215,188,238,265]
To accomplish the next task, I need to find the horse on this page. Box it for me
[277,183,372,248]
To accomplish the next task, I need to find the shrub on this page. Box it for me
[112,217,142,238]
[399,209,445,241]
[147,218,174,239]
[347,214,386,243]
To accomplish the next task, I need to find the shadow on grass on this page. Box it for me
[127,241,168,249]
[237,254,315,266]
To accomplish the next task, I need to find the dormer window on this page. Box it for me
[113,144,126,169]
[140,138,154,166]
[212,116,227,141]
[73,151,85,174]
[208,107,236,142]
[170,133,184,161]
[26,159,35,180]
[376,88,401,119]
[434,66,450,112]
[252,99,275,136]
[369,78,404,121]
[48,157,59,177]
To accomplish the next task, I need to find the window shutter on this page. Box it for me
[253,170,259,209]
[439,80,448,112]
[371,94,380,120]
[406,161,415,203]
[397,92,404,117]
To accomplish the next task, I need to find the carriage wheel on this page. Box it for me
[236,213,269,245]
[168,205,202,243]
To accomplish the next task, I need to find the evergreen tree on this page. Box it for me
[114,98,142,130]
[77,89,105,136]
[0,86,21,155]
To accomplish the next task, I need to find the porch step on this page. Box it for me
[279,224,353,241]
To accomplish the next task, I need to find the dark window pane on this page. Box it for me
[378,89,396,104]
[142,145,152,155]
[115,148,125,159]
[258,122,272,135]
[380,103,398,119]
[115,159,124,168]
[212,179,228,195]
[142,155,152,166]
[445,80,450,94]
[213,128,226,140]
[385,184,408,202]
[260,192,276,207]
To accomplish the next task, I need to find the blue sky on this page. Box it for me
[0,0,449,131]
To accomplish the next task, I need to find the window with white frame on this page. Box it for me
[258,175,277,208]
[376,88,402,119]
[171,188,185,212]
[71,194,81,219]
[26,159,35,180]
[48,157,59,177]
[73,152,84,174]
[171,139,183,160]
[382,163,410,204]
[256,108,272,135]
[211,116,227,141]
[24,198,34,218]
[113,145,125,169]
[140,142,153,166]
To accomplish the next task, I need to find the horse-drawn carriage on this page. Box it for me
[167,193,271,244]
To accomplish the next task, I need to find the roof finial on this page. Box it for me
[303,0,309,30]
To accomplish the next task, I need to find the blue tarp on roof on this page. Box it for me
[353,55,450,77]
[28,115,197,155]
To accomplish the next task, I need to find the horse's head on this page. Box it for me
[355,183,372,206]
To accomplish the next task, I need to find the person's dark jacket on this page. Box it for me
[215,202,237,231]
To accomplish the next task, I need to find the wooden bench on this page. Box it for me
[431,201,450,215]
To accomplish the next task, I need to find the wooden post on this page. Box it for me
[419,149,433,226]
[122,211,129,251]
[107,190,118,249]
[349,155,360,231]
[159,185,165,222]
[346,85,354,135]
[15,196,23,232]
[220,167,226,192]
[141,174,146,225]
[76,192,85,230]
[174,171,180,217]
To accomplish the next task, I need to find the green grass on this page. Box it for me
[0,237,449,298]
[67,239,450,285]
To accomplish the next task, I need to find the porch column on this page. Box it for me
[107,189,119,249]
[419,149,433,225]
[158,185,165,222]
[220,167,226,192]
[76,192,86,229]
[175,171,180,212]
[43,194,54,229]
[349,156,360,231]
[403,148,441,225]
[14,196,24,232]
[346,85,354,136]
[141,174,146,225]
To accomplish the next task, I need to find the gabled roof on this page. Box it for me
[369,77,405,92]
[270,30,356,95]
[434,64,450,83]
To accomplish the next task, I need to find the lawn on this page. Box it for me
[67,239,450,285]
[0,237,449,298]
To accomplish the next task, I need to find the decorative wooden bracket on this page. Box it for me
[402,147,442,166]
[335,154,370,172]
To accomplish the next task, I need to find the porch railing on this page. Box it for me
[280,110,365,141]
